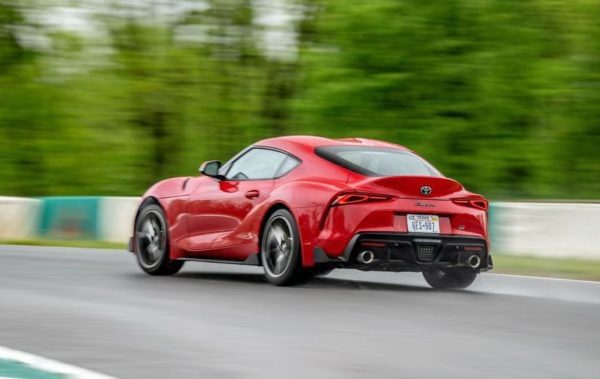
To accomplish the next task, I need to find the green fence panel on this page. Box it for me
[38,197,99,239]
[0,358,65,379]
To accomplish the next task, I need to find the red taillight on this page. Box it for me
[332,193,392,206]
[452,197,489,211]
[319,193,392,229]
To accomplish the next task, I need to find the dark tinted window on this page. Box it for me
[315,146,442,177]
[226,148,298,180]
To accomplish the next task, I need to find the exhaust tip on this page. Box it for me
[357,250,375,264]
[467,255,481,269]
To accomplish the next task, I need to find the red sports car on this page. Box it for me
[130,136,492,288]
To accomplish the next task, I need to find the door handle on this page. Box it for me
[245,190,260,199]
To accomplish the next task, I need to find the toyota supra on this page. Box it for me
[130,136,492,288]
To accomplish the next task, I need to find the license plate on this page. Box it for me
[407,214,440,233]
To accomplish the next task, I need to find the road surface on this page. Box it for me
[1,245,599,378]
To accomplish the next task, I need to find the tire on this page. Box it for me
[422,267,477,289]
[260,209,305,286]
[134,204,184,276]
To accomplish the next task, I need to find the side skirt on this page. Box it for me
[176,253,260,266]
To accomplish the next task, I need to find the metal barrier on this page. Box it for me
[1,197,599,260]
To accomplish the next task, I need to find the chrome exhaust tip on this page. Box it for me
[357,250,375,264]
[467,255,481,269]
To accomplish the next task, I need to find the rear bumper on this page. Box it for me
[315,232,493,272]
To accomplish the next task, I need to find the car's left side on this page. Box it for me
[130,137,351,284]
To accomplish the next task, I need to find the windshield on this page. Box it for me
[315,146,442,177]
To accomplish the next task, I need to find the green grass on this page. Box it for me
[0,239,127,250]
[493,254,600,281]
[1,240,599,281]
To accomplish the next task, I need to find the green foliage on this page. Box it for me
[292,0,600,198]
[0,0,599,198]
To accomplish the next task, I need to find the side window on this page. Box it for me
[226,148,289,180]
[275,156,300,177]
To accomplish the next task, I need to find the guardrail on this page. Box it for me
[0,197,42,241]
[1,196,598,259]
[490,202,600,260]
[0,196,139,244]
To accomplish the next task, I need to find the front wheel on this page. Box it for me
[422,267,477,289]
[260,209,304,286]
[135,204,184,276]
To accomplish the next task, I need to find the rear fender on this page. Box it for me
[270,179,348,268]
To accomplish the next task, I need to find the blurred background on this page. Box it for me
[2,4,600,378]
[1,0,600,274]
[1,0,599,199]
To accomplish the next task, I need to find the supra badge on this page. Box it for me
[415,201,435,208]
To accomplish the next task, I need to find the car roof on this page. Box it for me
[256,135,410,158]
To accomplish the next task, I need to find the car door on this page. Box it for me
[186,148,292,259]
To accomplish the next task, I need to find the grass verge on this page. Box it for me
[1,239,127,250]
[493,254,600,281]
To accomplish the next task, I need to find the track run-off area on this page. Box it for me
[0,245,599,379]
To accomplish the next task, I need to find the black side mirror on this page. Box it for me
[199,160,224,179]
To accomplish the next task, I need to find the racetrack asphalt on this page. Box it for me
[1,245,599,379]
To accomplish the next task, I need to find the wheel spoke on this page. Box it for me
[263,217,295,278]
[274,253,286,274]
[136,231,150,240]
[143,220,154,237]
[150,218,160,236]
[267,228,278,247]
[271,225,286,247]
[137,211,166,266]
[146,243,156,261]
[265,229,280,259]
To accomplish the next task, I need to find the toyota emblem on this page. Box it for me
[420,186,432,196]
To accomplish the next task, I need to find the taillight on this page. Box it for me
[320,192,393,229]
[332,193,392,206]
[452,197,489,211]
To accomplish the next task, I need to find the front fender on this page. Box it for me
[143,177,195,199]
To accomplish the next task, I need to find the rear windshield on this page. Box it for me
[315,146,442,177]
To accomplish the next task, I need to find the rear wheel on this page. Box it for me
[135,204,183,276]
[422,267,477,289]
[261,209,304,286]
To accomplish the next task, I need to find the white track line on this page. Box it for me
[0,346,116,379]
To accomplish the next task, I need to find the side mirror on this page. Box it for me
[199,160,224,179]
